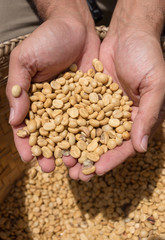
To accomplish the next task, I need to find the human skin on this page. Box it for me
[63,0,165,181]
[93,0,165,177]
[6,0,165,181]
[6,0,100,173]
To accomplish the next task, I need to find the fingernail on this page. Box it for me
[9,107,14,124]
[141,135,149,152]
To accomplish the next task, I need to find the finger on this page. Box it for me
[62,156,77,168]
[131,70,165,152]
[13,124,33,162]
[14,123,56,173]
[150,99,165,137]
[69,163,81,180]
[77,32,100,72]
[6,47,31,126]
[63,157,94,181]
[95,140,135,176]
[64,157,95,181]
[78,166,95,182]
[37,156,55,173]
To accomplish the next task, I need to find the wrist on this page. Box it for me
[34,0,95,30]
[110,0,165,39]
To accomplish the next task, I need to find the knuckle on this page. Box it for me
[11,42,36,74]
[10,46,20,62]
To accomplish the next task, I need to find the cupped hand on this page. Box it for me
[6,11,100,173]
[67,12,165,182]
[94,24,165,177]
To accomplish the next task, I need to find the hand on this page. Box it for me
[6,2,100,173]
[66,0,165,181]
[95,1,165,176]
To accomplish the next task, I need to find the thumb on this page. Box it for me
[131,74,165,153]
[6,47,31,126]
